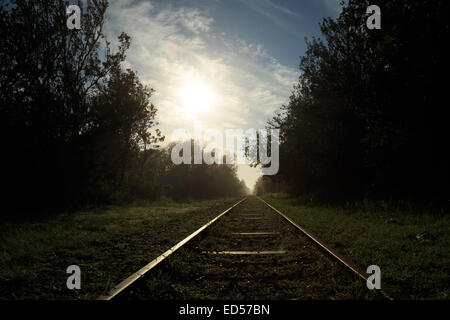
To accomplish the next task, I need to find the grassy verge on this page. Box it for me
[262,196,450,300]
[0,197,241,299]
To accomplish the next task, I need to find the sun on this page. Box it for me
[178,80,216,117]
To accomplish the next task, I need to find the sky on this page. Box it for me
[103,0,343,190]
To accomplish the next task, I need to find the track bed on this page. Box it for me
[116,197,380,299]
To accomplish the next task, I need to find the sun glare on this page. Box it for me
[178,80,216,117]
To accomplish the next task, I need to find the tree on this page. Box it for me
[162,140,249,200]
[0,0,163,212]
[88,67,164,202]
[270,0,450,206]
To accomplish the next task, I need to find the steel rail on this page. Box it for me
[257,196,396,300]
[97,197,247,300]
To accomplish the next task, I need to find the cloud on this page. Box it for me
[153,6,214,34]
[236,0,303,36]
[239,0,302,19]
[319,0,343,16]
[105,0,297,141]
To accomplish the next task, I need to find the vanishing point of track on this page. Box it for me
[98,197,393,300]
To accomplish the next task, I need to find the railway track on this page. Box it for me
[98,196,392,300]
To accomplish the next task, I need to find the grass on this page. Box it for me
[0,197,241,299]
[262,195,450,300]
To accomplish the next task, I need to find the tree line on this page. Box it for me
[259,0,449,209]
[0,0,247,217]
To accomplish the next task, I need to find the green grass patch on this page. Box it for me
[0,197,240,299]
[262,196,450,300]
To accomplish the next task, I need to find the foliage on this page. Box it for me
[162,141,250,200]
[269,0,450,206]
[254,176,287,196]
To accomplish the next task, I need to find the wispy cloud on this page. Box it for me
[105,0,297,138]
[153,6,214,34]
[239,0,302,18]
[236,0,303,36]
[318,0,343,16]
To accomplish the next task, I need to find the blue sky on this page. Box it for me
[202,0,341,68]
[104,0,342,188]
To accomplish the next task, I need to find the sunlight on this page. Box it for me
[178,80,216,117]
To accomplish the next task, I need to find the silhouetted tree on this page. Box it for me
[162,141,249,200]
[0,0,164,213]
[270,0,450,206]
[254,176,287,196]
